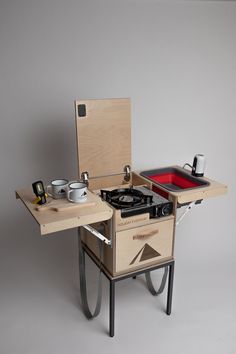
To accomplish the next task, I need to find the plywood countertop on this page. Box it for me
[16,188,113,235]
[169,176,227,204]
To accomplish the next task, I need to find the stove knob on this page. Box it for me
[161,204,172,216]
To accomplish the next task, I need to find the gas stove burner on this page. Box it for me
[101,188,153,209]
[100,186,173,219]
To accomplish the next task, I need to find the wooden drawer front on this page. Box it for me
[116,218,174,273]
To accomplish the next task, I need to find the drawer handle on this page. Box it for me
[133,230,159,240]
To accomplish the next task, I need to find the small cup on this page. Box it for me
[47,179,69,199]
[67,182,87,203]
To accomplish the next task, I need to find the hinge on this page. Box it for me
[81,165,131,185]
[81,171,89,185]
[124,165,131,182]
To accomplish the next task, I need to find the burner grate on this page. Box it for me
[100,186,173,219]
[101,188,153,209]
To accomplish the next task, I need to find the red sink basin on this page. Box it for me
[140,167,210,192]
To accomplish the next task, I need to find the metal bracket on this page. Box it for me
[82,224,112,246]
[124,165,131,182]
[81,164,131,185]
[176,201,196,226]
[81,171,89,185]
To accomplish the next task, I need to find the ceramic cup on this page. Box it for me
[47,179,69,199]
[67,182,87,203]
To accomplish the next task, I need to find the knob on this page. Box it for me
[161,204,172,216]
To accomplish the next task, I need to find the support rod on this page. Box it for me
[82,224,112,245]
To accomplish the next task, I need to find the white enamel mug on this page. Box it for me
[47,179,69,199]
[67,182,87,203]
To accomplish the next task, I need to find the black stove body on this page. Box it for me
[100,186,173,218]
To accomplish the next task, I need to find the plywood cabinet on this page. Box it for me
[116,218,174,273]
[81,215,174,276]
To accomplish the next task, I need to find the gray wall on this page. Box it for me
[0,0,235,353]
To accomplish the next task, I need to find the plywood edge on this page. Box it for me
[74,97,131,105]
[40,209,113,235]
[176,183,227,204]
[16,188,41,227]
[131,171,152,188]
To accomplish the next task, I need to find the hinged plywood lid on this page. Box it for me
[75,98,131,178]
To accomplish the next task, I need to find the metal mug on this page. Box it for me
[47,179,69,199]
[67,182,87,203]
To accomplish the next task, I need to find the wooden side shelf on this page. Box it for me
[16,188,113,235]
[138,166,227,205]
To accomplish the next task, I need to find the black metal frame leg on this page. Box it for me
[166,262,175,315]
[109,280,115,337]
[82,243,175,336]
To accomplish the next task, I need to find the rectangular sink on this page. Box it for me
[140,166,210,192]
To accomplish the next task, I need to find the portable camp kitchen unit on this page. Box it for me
[16,98,227,337]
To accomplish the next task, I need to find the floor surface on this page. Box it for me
[1,224,235,354]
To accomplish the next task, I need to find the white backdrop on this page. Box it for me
[0,1,235,353]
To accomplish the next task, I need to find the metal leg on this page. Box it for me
[145,267,168,296]
[166,262,175,315]
[78,229,103,319]
[109,280,115,337]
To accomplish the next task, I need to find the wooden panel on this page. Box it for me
[114,209,174,232]
[75,98,131,178]
[16,188,113,235]
[131,172,152,189]
[80,222,115,275]
[116,218,174,273]
[87,172,151,195]
[35,198,95,212]
[88,175,127,190]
